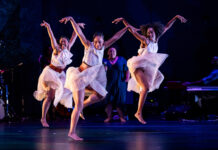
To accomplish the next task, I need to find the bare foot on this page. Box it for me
[134,113,147,124]
[68,133,84,141]
[79,112,85,120]
[120,117,126,123]
[41,119,49,127]
[104,117,111,123]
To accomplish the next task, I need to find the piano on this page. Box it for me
[187,86,218,92]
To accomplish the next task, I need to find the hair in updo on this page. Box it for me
[93,32,104,40]
[140,22,164,39]
[59,36,69,43]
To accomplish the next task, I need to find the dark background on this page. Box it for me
[0,0,217,119]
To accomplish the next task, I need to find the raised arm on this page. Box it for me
[104,26,128,49]
[68,23,86,50]
[112,18,148,45]
[40,20,58,51]
[113,18,140,34]
[159,15,187,38]
[60,16,90,49]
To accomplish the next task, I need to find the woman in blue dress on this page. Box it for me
[103,47,130,123]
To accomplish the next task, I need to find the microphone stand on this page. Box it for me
[1,62,23,122]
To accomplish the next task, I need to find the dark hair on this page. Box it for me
[93,32,104,40]
[107,44,119,56]
[59,36,69,43]
[108,44,119,52]
[140,22,164,39]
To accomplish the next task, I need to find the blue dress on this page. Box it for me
[103,57,128,107]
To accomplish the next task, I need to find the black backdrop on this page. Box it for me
[0,0,217,117]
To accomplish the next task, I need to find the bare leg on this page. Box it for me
[41,89,55,127]
[104,104,112,123]
[116,107,126,123]
[134,69,149,124]
[83,93,104,109]
[79,111,85,120]
[78,93,104,120]
[68,90,84,141]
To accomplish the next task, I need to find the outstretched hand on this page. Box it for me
[129,25,140,32]
[112,17,124,24]
[40,20,50,27]
[59,16,72,24]
[78,23,85,29]
[176,15,187,23]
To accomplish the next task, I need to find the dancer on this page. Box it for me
[60,16,129,140]
[103,47,129,123]
[113,15,187,124]
[34,20,85,127]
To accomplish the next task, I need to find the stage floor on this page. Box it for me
[1,118,218,150]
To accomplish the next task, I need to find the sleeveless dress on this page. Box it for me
[65,42,107,97]
[127,42,168,93]
[33,49,73,108]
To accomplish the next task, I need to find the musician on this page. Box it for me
[183,56,218,120]
[183,56,218,86]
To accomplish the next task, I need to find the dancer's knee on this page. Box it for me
[74,101,83,112]
[74,105,83,112]
[95,93,105,101]
[140,86,149,93]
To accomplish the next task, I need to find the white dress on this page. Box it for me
[127,42,168,93]
[33,49,73,108]
[65,42,107,97]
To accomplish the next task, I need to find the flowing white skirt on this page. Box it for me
[65,64,107,97]
[127,53,168,93]
[33,66,73,108]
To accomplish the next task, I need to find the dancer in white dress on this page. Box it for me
[34,20,85,127]
[59,16,129,140]
[113,15,187,124]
